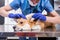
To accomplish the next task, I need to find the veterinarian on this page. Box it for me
[0,0,60,40]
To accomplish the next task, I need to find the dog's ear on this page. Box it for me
[26,13,34,20]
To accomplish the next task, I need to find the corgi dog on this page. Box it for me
[13,13,56,32]
[13,13,45,32]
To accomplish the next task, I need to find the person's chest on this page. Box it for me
[20,0,45,15]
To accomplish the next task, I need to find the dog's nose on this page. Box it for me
[20,22,23,24]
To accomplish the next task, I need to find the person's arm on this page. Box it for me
[44,0,60,24]
[0,5,26,19]
[0,5,12,17]
[32,0,60,24]
[46,11,60,24]
[0,0,20,17]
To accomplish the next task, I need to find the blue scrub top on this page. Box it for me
[10,0,54,15]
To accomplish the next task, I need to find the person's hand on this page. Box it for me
[8,13,26,19]
[32,13,46,21]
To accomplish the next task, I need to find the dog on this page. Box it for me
[13,13,56,32]
[13,13,45,32]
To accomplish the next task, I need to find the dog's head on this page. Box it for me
[14,18,31,31]
[14,13,45,31]
[16,18,27,26]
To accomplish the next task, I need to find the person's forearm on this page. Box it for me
[46,16,60,24]
[0,7,9,17]
[0,5,12,17]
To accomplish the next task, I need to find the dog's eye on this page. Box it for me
[20,22,23,24]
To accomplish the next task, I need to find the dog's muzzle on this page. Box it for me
[14,24,41,32]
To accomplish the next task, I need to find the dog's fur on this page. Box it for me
[26,14,45,31]
[44,14,56,31]
[13,13,56,32]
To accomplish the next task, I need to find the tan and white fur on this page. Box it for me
[14,13,56,32]
[26,13,45,31]
[14,13,45,32]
